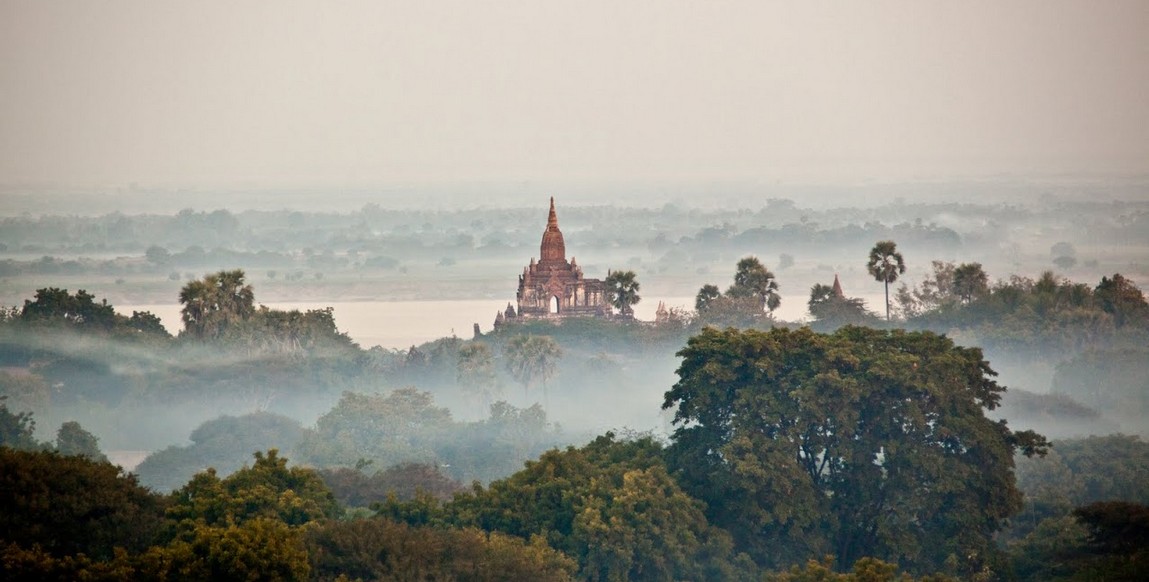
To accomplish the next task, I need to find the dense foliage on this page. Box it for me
[664,326,1047,577]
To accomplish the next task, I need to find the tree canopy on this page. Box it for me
[727,256,781,312]
[663,326,1047,576]
[179,269,255,340]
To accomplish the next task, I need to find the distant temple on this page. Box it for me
[496,198,609,327]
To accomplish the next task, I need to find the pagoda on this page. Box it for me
[498,198,608,325]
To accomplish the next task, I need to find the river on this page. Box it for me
[118,294,889,348]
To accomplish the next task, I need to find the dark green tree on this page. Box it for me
[952,262,989,304]
[694,284,721,312]
[178,269,255,340]
[0,448,165,560]
[21,288,116,330]
[664,326,1047,576]
[168,449,341,531]
[432,433,755,581]
[162,518,311,582]
[305,518,576,582]
[127,310,169,337]
[866,240,906,320]
[0,400,40,451]
[727,256,781,313]
[604,270,641,316]
[1095,273,1149,327]
[55,420,107,463]
[1069,501,1149,581]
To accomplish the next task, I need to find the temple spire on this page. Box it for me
[832,274,845,298]
[539,197,566,263]
[547,197,558,230]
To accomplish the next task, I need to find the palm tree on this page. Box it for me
[695,284,721,312]
[179,269,255,339]
[457,342,498,406]
[867,241,906,321]
[604,270,641,317]
[727,256,781,313]
[178,277,215,338]
[503,335,562,408]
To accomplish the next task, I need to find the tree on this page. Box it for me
[867,240,906,321]
[304,518,576,582]
[178,269,255,340]
[55,421,107,463]
[0,399,40,451]
[457,341,498,405]
[294,390,455,470]
[695,284,721,312]
[1069,501,1149,581]
[168,449,341,530]
[1095,273,1149,327]
[225,305,356,357]
[21,288,116,330]
[604,270,641,316]
[663,326,1047,575]
[727,256,781,313]
[765,556,956,582]
[127,310,169,337]
[318,463,464,508]
[144,245,171,265]
[504,335,562,403]
[807,283,874,329]
[0,447,165,560]
[162,518,311,582]
[437,433,755,581]
[952,262,989,304]
[134,412,309,493]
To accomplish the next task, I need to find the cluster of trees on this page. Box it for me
[1005,435,1149,580]
[1,400,108,462]
[1,446,577,581]
[133,390,563,493]
[6,417,1146,580]
[693,256,782,328]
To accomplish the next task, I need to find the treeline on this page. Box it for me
[4,196,1147,287]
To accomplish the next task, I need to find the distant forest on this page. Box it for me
[1,195,1147,307]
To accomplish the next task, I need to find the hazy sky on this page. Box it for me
[2,0,1146,188]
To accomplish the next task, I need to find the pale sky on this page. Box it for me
[1,0,1146,188]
